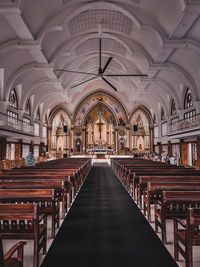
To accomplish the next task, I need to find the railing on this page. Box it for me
[169,113,200,134]
[0,112,34,135]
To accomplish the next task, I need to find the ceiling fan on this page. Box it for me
[56,28,148,91]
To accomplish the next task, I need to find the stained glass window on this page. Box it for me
[184,88,193,109]
[171,99,176,115]
[9,88,18,109]
[36,109,40,120]
[161,108,165,120]
[25,100,31,115]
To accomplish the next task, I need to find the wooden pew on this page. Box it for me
[137,175,200,208]
[0,189,59,238]
[131,170,200,200]
[0,180,67,219]
[1,169,81,194]
[0,203,47,267]
[0,234,26,267]
[173,207,200,267]
[154,191,200,243]
[0,174,74,209]
[144,181,200,222]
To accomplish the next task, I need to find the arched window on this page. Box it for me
[171,99,176,115]
[9,88,18,109]
[36,108,40,120]
[184,87,193,109]
[161,108,165,120]
[25,100,31,116]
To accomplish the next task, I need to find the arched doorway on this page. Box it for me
[48,108,72,158]
[130,107,153,154]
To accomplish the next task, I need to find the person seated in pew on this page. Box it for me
[153,152,160,161]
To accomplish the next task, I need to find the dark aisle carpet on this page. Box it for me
[41,163,178,267]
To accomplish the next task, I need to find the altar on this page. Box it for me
[88,148,113,159]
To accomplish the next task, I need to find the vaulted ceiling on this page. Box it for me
[0,0,200,120]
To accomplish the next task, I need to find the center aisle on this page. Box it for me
[41,163,178,267]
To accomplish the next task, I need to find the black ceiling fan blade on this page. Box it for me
[70,75,98,89]
[104,74,148,77]
[102,77,117,91]
[102,57,113,74]
[56,69,97,75]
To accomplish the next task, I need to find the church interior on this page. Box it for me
[0,0,200,267]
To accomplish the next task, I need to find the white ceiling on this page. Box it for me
[0,0,200,120]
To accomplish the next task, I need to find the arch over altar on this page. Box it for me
[72,91,128,155]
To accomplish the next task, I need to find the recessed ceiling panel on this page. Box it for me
[69,9,134,35]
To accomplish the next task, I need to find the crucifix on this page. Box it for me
[97,119,104,139]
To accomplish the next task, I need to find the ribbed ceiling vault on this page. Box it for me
[0,0,200,121]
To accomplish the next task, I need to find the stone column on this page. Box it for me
[126,128,129,148]
[47,126,52,154]
[149,126,153,153]
[107,131,109,144]
[69,129,71,152]
[71,127,74,149]
[115,129,118,154]
[82,127,86,154]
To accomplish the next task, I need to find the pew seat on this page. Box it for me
[0,235,27,267]
[0,203,47,267]
[174,207,200,267]
[154,191,200,244]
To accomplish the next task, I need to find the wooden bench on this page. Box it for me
[173,207,200,267]
[154,191,200,243]
[0,180,67,219]
[137,176,200,208]
[132,171,200,201]
[0,189,59,238]
[0,234,26,267]
[1,169,81,195]
[0,203,47,267]
[144,181,200,222]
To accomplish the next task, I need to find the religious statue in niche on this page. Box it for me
[119,138,125,151]
[77,116,83,126]
[75,138,81,152]
[118,117,126,126]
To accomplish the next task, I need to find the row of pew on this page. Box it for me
[0,156,48,171]
[0,158,92,267]
[111,158,200,267]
